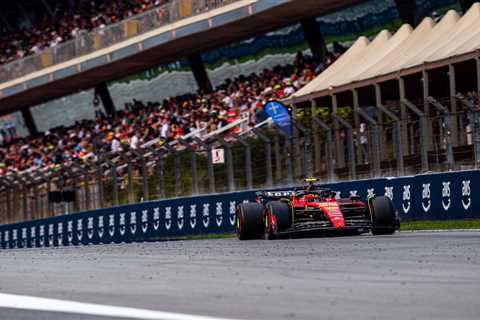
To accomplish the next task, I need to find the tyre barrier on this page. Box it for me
[0,170,478,249]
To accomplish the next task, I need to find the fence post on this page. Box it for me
[217,137,235,192]
[354,108,381,177]
[292,119,312,179]
[311,115,334,182]
[133,150,149,201]
[273,133,282,183]
[332,113,356,180]
[193,137,215,194]
[426,96,455,170]
[178,139,199,195]
[402,99,429,172]
[155,149,166,199]
[376,104,404,176]
[272,125,294,185]
[105,159,119,206]
[165,144,182,196]
[235,136,253,190]
[127,161,134,204]
[252,128,273,187]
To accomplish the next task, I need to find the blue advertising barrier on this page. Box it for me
[0,170,478,249]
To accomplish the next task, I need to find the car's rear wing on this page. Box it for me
[255,191,296,200]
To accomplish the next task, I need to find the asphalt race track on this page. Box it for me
[0,231,479,320]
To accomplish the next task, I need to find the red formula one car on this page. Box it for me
[236,179,400,240]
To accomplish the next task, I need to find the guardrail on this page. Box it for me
[0,0,241,84]
[0,169,478,249]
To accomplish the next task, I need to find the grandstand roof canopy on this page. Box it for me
[0,0,362,115]
[291,2,480,104]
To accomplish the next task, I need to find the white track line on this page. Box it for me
[0,293,240,320]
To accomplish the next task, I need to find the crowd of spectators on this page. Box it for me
[0,0,169,65]
[0,51,339,175]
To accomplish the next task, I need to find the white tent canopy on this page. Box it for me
[292,2,480,102]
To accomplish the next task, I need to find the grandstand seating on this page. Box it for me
[0,0,170,65]
[0,51,339,175]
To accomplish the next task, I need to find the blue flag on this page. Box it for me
[264,101,292,137]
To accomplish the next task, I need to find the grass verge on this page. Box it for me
[401,219,480,231]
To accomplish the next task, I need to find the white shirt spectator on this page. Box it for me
[130,134,139,149]
[111,137,122,152]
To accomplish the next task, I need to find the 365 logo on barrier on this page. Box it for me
[119,213,126,236]
[165,207,172,230]
[229,201,236,226]
[402,185,411,214]
[153,207,160,230]
[216,202,223,227]
[130,212,137,235]
[203,204,210,228]
[141,210,148,233]
[98,216,105,238]
[108,214,115,236]
[422,183,431,212]
[87,217,94,240]
[462,180,471,210]
[442,181,451,211]
[190,204,197,229]
[39,225,45,247]
[384,187,393,200]
[177,206,184,230]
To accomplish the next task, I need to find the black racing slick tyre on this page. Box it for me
[236,203,265,240]
[265,201,293,238]
[370,196,397,235]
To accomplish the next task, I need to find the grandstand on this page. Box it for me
[0,0,478,225]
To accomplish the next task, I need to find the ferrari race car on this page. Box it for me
[236,179,400,240]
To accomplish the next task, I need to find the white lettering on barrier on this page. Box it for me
[98,216,104,238]
[442,181,451,211]
[119,214,126,236]
[229,201,236,226]
[108,215,115,237]
[48,224,54,246]
[130,212,137,235]
[177,206,184,230]
[190,205,197,229]
[367,188,375,199]
[67,221,73,244]
[76,219,83,242]
[39,225,45,247]
[216,202,223,227]
[402,185,411,214]
[165,207,172,230]
[462,180,471,210]
[87,218,94,240]
[153,207,160,230]
[141,210,148,233]
[203,204,210,228]
[422,183,431,212]
[384,187,393,200]
[57,222,63,245]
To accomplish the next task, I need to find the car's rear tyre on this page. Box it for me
[236,203,265,240]
[265,201,293,239]
[370,196,397,235]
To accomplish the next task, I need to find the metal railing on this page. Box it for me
[0,0,241,84]
[0,96,479,225]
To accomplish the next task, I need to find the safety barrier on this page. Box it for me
[0,169,478,249]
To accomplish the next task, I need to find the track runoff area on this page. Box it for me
[0,231,478,320]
